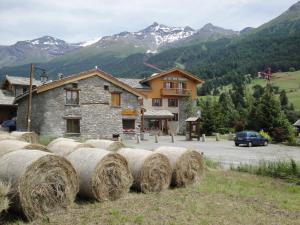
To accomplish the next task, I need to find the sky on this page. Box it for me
[0,0,298,45]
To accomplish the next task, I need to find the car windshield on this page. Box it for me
[236,132,248,137]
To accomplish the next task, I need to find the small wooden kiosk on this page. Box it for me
[186,117,201,141]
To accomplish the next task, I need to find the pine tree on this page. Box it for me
[279,90,288,109]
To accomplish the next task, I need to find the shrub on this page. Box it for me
[259,130,272,142]
[271,127,287,142]
[289,67,296,72]
[234,121,245,132]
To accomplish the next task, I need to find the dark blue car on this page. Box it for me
[235,131,269,147]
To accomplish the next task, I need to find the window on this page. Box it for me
[65,90,79,105]
[104,85,109,90]
[164,82,174,89]
[152,98,162,107]
[111,93,121,107]
[66,119,80,134]
[172,113,178,121]
[123,119,135,130]
[168,98,178,107]
[71,83,78,88]
[23,87,28,93]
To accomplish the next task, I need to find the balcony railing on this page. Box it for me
[160,88,191,96]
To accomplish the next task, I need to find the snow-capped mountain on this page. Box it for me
[0,36,82,68]
[91,22,195,53]
[0,22,237,69]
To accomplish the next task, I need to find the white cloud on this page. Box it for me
[0,0,298,45]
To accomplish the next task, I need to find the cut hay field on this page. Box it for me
[200,70,300,110]
[5,170,300,225]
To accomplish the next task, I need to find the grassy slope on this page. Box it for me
[199,70,300,110]
[6,170,300,225]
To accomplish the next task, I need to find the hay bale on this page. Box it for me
[155,146,204,187]
[47,137,76,148]
[47,140,92,156]
[0,149,79,221]
[0,134,17,141]
[67,148,132,201]
[10,132,38,144]
[118,148,172,193]
[0,140,48,158]
[0,181,10,214]
[85,139,125,151]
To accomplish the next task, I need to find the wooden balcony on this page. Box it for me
[160,88,190,96]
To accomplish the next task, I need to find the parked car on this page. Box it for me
[235,131,269,147]
[1,119,16,132]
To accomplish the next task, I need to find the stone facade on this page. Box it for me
[17,76,141,139]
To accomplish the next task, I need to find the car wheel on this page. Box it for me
[264,141,268,146]
[247,142,252,147]
[235,143,239,147]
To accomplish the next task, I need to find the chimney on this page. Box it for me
[58,73,64,80]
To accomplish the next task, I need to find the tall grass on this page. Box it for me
[231,160,300,183]
[204,157,220,170]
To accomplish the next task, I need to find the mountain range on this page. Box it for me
[1,1,300,84]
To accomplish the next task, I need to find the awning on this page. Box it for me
[144,109,174,119]
[186,117,200,122]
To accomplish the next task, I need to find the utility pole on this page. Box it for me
[27,64,34,132]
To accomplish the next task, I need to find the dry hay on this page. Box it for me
[118,148,172,193]
[0,180,10,214]
[155,146,204,187]
[85,139,125,151]
[47,137,76,148]
[10,132,38,144]
[0,134,17,142]
[67,148,132,201]
[0,140,48,158]
[47,140,93,157]
[0,149,79,221]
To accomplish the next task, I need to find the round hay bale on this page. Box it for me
[85,139,125,151]
[0,140,48,158]
[0,149,79,221]
[47,140,92,156]
[47,137,76,148]
[0,181,10,214]
[0,134,17,141]
[67,148,132,201]
[118,148,172,193]
[155,146,204,187]
[10,132,38,144]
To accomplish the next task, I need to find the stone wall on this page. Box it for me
[17,76,140,139]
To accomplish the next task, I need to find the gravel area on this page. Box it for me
[124,135,300,168]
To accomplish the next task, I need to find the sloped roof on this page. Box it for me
[15,69,145,102]
[185,117,201,122]
[140,68,204,84]
[0,89,15,105]
[144,109,174,119]
[293,119,300,126]
[5,75,42,86]
[117,78,150,89]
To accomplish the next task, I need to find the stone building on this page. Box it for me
[0,75,41,123]
[119,68,203,134]
[15,69,143,139]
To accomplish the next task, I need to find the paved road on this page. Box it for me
[124,135,300,168]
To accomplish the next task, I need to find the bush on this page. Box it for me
[234,121,245,132]
[271,127,287,142]
[289,67,296,72]
[259,130,272,142]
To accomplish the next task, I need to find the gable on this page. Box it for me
[140,68,203,84]
[37,69,144,97]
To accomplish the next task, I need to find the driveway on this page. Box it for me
[123,135,300,168]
